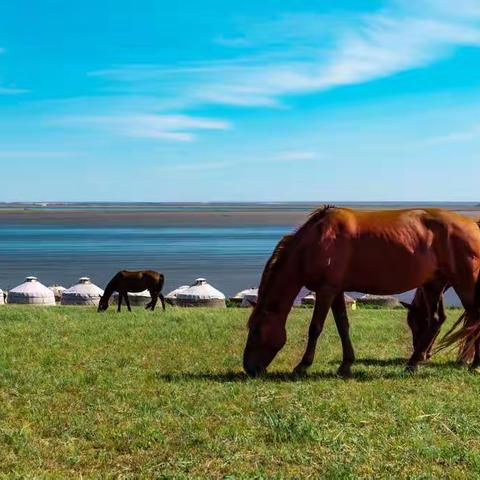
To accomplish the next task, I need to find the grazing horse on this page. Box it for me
[98,270,166,312]
[243,206,480,377]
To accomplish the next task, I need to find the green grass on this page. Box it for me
[0,305,480,478]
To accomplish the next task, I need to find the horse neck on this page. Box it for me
[259,262,303,317]
[102,280,117,300]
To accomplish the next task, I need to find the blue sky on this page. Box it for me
[0,0,479,202]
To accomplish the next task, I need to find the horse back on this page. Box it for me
[303,208,480,294]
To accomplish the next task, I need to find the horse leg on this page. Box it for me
[406,283,444,371]
[150,296,158,311]
[331,293,355,377]
[123,292,132,312]
[159,293,166,311]
[425,294,447,359]
[293,289,336,375]
[117,292,123,312]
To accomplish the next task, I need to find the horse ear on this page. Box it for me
[400,301,415,312]
[247,299,257,308]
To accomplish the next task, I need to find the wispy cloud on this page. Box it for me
[274,150,319,162]
[50,113,230,142]
[162,149,320,173]
[423,124,480,145]
[90,1,480,108]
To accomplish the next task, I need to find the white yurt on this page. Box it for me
[61,277,104,306]
[112,290,151,307]
[240,289,259,307]
[231,287,258,306]
[301,291,316,306]
[357,294,400,308]
[165,285,190,305]
[49,284,66,303]
[301,292,357,310]
[8,276,56,305]
[0,289,4,305]
[176,278,226,308]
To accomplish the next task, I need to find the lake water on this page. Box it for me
[1,202,478,304]
[0,223,283,295]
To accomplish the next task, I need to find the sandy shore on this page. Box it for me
[1,205,479,228]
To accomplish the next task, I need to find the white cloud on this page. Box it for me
[90,1,480,108]
[51,113,230,142]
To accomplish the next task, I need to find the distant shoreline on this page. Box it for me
[0,202,479,227]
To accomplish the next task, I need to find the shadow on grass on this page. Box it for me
[347,357,462,369]
[154,368,437,383]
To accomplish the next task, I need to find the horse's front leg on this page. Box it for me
[117,292,123,312]
[331,293,355,377]
[150,295,158,311]
[293,289,335,375]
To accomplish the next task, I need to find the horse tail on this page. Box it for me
[158,273,165,293]
[436,274,480,361]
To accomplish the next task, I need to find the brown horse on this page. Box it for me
[243,206,480,377]
[98,270,166,312]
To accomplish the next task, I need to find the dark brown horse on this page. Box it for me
[98,270,166,312]
[243,206,480,377]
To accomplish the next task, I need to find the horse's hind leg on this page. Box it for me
[159,293,166,311]
[123,292,132,312]
[406,283,444,371]
[331,293,355,377]
[293,289,336,375]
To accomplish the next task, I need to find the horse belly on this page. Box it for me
[344,240,437,295]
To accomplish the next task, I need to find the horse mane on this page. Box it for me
[254,205,335,313]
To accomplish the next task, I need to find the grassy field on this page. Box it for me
[0,305,480,478]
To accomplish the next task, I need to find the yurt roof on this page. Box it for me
[10,276,55,297]
[232,287,258,299]
[166,285,190,299]
[49,284,66,293]
[302,292,356,303]
[294,287,310,306]
[176,278,225,300]
[240,289,259,307]
[8,276,56,303]
[63,277,104,297]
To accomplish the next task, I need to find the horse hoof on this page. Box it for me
[405,364,417,374]
[337,366,352,378]
[469,365,480,374]
[293,364,309,376]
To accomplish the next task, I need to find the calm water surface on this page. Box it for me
[0,223,284,295]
